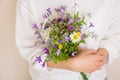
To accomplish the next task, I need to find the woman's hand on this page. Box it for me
[47,47,107,73]
[71,50,104,73]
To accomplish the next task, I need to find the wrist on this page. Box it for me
[46,57,75,71]
[70,56,83,72]
[67,57,77,71]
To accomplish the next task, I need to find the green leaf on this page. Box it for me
[80,72,88,80]
[80,40,86,44]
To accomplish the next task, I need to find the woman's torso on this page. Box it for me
[24,0,119,80]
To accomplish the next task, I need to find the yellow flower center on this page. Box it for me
[76,32,81,36]
[59,44,63,49]
[73,35,78,40]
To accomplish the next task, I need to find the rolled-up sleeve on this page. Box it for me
[15,0,48,71]
[100,12,120,64]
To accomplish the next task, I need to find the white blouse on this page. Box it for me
[16,0,120,80]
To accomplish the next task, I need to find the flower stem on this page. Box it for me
[80,72,88,80]
[74,0,76,14]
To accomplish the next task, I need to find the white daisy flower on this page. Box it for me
[70,32,81,43]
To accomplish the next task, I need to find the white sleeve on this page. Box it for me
[100,13,120,64]
[15,0,48,71]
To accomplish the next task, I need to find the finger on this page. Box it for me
[96,55,105,61]
[97,52,105,57]
[97,62,104,68]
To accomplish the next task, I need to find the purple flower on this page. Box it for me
[43,48,49,54]
[81,34,85,39]
[42,40,45,44]
[44,23,50,30]
[76,18,81,22]
[55,8,62,13]
[35,56,42,63]
[34,31,39,35]
[79,26,82,29]
[61,5,67,10]
[34,31,42,39]
[57,18,63,23]
[59,13,67,19]
[53,44,58,48]
[68,25,74,31]
[47,39,51,45]
[47,13,50,16]
[51,19,56,24]
[55,5,67,13]
[36,35,42,39]
[56,50,60,56]
[40,22,44,27]
[32,23,38,29]
[58,40,63,43]
[42,13,48,18]
[65,36,70,42]
[72,52,77,57]
[42,62,46,67]
[89,22,94,27]
[68,19,73,25]
[46,8,52,14]
[44,26,49,30]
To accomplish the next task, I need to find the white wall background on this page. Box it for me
[0,0,120,80]
[0,0,31,80]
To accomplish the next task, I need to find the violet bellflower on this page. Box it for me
[76,17,81,22]
[42,13,48,19]
[89,22,95,27]
[60,13,67,18]
[33,23,42,39]
[46,8,52,14]
[44,23,50,30]
[64,36,70,42]
[61,5,67,11]
[32,23,38,29]
[81,34,85,40]
[51,19,56,24]
[68,25,74,31]
[58,39,63,43]
[43,48,49,54]
[57,18,63,23]
[68,18,73,25]
[35,56,42,63]
[34,31,42,39]
[53,44,58,48]
[36,34,42,39]
[56,49,60,56]
[42,62,46,67]
[47,39,51,45]
[40,22,44,27]
[55,8,62,13]
[34,30,42,39]
[72,52,77,57]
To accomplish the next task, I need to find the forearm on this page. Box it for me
[47,58,74,71]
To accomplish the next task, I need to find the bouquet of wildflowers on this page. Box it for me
[33,5,97,80]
